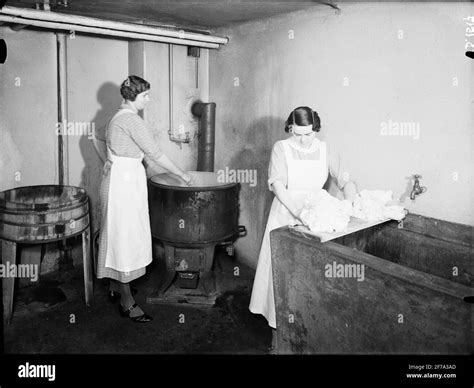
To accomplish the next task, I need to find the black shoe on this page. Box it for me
[108,288,138,303]
[118,303,153,323]
[267,345,278,355]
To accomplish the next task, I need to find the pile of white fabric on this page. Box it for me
[299,190,353,233]
[298,189,407,233]
[352,189,406,221]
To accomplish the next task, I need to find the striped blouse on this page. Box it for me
[106,106,164,162]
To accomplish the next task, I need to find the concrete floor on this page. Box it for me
[3,246,272,354]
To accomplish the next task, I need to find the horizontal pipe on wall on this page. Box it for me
[0,15,221,49]
[0,5,228,46]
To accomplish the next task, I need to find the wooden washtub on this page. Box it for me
[271,213,473,354]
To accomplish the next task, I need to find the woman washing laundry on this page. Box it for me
[97,75,193,323]
[249,106,358,350]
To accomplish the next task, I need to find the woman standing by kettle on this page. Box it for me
[249,106,358,349]
[96,75,192,323]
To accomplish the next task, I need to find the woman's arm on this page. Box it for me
[267,141,305,221]
[122,115,191,183]
[154,154,189,181]
[327,143,358,202]
[342,181,358,202]
[271,181,302,219]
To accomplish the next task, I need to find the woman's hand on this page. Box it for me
[155,155,194,186]
[292,208,308,227]
[343,181,358,204]
[180,172,193,186]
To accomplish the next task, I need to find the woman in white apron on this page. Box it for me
[97,76,192,323]
[249,107,358,349]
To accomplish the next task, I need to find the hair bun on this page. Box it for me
[284,106,321,133]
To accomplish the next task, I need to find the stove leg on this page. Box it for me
[158,270,176,297]
[146,269,176,304]
[202,245,216,272]
[200,270,217,295]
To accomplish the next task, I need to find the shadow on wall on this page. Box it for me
[0,127,23,192]
[79,82,122,233]
[399,176,415,203]
[227,116,284,262]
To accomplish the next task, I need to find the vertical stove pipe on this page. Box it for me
[192,102,216,172]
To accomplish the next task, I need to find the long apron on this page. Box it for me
[249,140,328,328]
[102,109,152,273]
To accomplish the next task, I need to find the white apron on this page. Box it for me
[249,139,328,328]
[104,109,153,273]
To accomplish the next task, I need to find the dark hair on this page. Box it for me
[120,75,150,101]
[284,106,321,133]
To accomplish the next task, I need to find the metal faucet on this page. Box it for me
[410,174,427,200]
